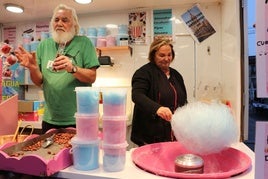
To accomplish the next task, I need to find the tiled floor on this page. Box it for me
[244,107,268,151]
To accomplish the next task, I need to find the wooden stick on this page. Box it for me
[12,120,22,142]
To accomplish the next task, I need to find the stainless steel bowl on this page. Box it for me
[174,154,204,173]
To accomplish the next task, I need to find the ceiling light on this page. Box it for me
[5,3,24,13]
[74,0,93,4]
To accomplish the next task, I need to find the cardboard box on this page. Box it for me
[18,100,44,112]
[18,112,39,121]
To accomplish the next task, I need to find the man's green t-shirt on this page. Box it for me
[36,35,99,126]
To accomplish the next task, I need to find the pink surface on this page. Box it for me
[0,148,72,176]
[132,142,251,178]
[0,94,18,135]
[0,130,74,176]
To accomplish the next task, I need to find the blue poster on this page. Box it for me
[153,9,173,40]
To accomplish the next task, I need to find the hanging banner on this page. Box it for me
[180,4,215,43]
[2,26,24,101]
[35,22,50,41]
[256,0,268,97]
[3,26,16,47]
[153,9,173,41]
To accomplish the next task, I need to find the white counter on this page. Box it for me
[54,142,255,179]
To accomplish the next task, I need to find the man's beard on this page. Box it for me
[52,27,76,44]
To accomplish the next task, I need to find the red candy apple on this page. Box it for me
[3,69,12,77]
[1,44,12,54]
[6,55,17,65]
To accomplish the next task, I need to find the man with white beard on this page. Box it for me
[15,4,100,133]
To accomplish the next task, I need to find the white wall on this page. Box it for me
[221,0,242,139]
[78,3,224,103]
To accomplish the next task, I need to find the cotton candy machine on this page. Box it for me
[131,142,251,178]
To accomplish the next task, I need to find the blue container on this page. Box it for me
[116,34,129,46]
[87,27,97,37]
[103,154,126,172]
[102,142,128,172]
[23,44,31,52]
[101,87,127,116]
[118,24,128,34]
[41,32,50,41]
[97,27,107,37]
[75,87,100,114]
[30,41,39,52]
[71,137,100,171]
[101,87,127,105]
[87,36,97,47]
[79,28,86,36]
[23,33,32,44]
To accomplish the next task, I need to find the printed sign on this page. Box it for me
[255,121,268,179]
[255,0,268,97]
[3,26,17,48]
[129,12,146,44]
[153,9,173,41]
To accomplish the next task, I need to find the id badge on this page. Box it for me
[47,60,55,71]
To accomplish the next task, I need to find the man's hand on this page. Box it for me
[15,45,38,71]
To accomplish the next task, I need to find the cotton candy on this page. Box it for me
[171,101,238,155]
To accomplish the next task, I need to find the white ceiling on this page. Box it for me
[0,0,220,24]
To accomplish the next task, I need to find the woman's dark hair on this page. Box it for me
[148,38,175,63]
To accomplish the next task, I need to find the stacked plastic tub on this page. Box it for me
[101,87,128,172]
[96,27,107,47]
[71,87,100,171]
[116,24,129,46]
[87,27,97,47]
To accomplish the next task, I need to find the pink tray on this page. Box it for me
[132,142,251,178]
[0,128,75,176]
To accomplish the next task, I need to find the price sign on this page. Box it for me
[255,121,268,179]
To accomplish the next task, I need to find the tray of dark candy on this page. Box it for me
[0,128,76,177]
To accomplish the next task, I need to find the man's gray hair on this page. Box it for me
[50,4,80,35]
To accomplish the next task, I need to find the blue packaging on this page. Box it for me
[102,142,128,172]
[75,87,100,114]
[71,137,100,171]
[30,41,39,52]
[87,27,97,37]
[97,27,107,37]
[103,154,126,172]
[118,24,128,34]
